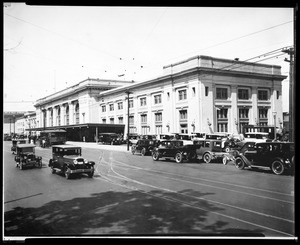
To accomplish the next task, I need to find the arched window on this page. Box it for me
[75,103,79,124]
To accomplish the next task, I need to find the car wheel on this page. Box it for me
[271,160,285,175]
[235,157,245,170]
[152,151,159,161]
[175,152,184,163]
[203,153,212,163]
[222,155,228,165]
[141,148,146,156]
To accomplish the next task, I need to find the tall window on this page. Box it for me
[155,125,163,135]
[117,102,123,110]
[140,97,147,106]
[154,94,162,104]
[258,108,268,126]
[110,118,114,124]
[129,100,134,108]
[178,89,187,101]
[57,106,61,126]
[118,117,123,124]
[141,126,149,135]
[129,116,134,125]
[155,113,162,122]
[75,103,79,124]
[217,108,228,132]
[66,105,69,125]
[141,114,147,124]
[49,109,53,127]
[238,89,249,100]
[239,108,249,133]
[102,105,106,112]
[102,118,106,124]
[109,104,114,111]
[258,90,268,101]
[179,110,188,121]
[216,88,228,99]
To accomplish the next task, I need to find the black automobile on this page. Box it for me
[14,144,42,170]
[98,133,122,145]
[152,140,198,163]
[48,145,95,179]
[131,139,160,156]
[234,142,295,175]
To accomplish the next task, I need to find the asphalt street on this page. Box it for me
[3,141,295,238]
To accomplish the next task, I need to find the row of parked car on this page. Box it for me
[11,139,94,179]
[130,133,295,176]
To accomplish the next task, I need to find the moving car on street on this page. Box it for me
[152,140,198,163]
[48,145,95,179]
[14,144,42,170]
[234,142,295,175]
[131,139,160,156]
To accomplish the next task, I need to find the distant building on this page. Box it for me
[32,78,134,142]
[3,111,27,135]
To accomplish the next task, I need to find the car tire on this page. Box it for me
[51,167,56,174]
[271,160,285,175]
[235,157,245,170]
[141,148,146,156]
[203,153,212,163]
[175,152,184,163]
[224,146,230,153]
[152,151,159,161]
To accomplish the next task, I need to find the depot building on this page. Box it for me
[32,55,286,142]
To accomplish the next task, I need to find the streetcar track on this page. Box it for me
[95,155,294,237]
[113,159,294,197]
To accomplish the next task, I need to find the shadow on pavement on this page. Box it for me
[4,189,264,237]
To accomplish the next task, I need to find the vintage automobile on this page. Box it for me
[234,142,295,175]
[11,139,27,154]
[152,140,198,163]
[223,136,245,153]
[98,133,122,145]
[14,144,42,170]
[193,139,228,163]
[48,145,95,179]
[131,139,160,156]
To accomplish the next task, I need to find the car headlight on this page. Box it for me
[73,160,77,164]
[84,160,88,164]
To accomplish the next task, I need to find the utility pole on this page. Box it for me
[125,90,132,151]
[282,47,295,142]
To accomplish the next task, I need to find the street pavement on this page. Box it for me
[3,141,296,239]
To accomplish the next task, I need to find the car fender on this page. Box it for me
[238,154,252,167]
[271,157,288,167]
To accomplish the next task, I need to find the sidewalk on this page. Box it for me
[65,141,130,153]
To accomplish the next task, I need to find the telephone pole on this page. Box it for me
[282,47,295,142]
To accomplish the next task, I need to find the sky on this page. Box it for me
[3,4,294,112]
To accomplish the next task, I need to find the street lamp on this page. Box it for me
[272,111,277,140]
[125,89,132,151]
